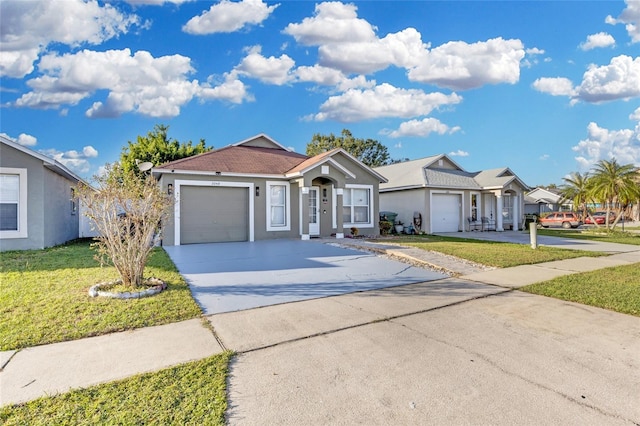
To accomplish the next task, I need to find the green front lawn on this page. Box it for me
[521,263,640,317]
[534,228,640,245]
[0,351,231,425]
[386,235,606,268]
[0,240,202,351]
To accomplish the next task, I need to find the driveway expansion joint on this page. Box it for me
[233,285,512,355]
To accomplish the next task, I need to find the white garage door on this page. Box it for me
[180,186,249,244]
[432,194,460,233]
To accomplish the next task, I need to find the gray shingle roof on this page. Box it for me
[376,155,528,191]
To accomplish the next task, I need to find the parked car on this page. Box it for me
[584,211,616,225]
[537,212,582,229]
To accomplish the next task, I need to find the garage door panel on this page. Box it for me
[181,186,248,244]
[432,194,460,233]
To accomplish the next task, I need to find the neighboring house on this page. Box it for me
[152,134,387,245]
[374,154,529,233]
[524,187,572,215]
[0,135,84,251]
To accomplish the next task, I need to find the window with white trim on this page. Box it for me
[266,181,290,231]
[0,168,28,238]
[343,185,373,226]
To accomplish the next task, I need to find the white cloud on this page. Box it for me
[235,46,295,85]
[579,32,615,50]
[283,2,376,45]
[539,154,550,161]
[318,28,427,74]
[579,32,616,50]
[0,132,38,146]
[532,77,577,97]
[534,55,640,103]
[577,55,640,103]
[39,146,99,174]
[0,0,140,78]
[126,0,193,5]
[183,0,278,35]
[449,150,469,157]
[199,71,254,104]
[293,64,375,91]
[407,38,525,90]
[606,0,640,43]
[572,121,640,170]
[388,118,461,138]
[311,83,462,122]
[15,49,196,117]
[630,106,640,121]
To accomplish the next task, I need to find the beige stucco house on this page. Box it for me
[374,154,530,233]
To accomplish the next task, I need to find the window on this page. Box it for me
[70,187,77,215]
[471,193,479,221]
[502,194,513,222]
[343,185,372,226]
[0,168,28,238]
[266,181,290,231]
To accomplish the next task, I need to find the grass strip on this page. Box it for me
[386,235,606,268]
[0,352,232,426]
[0,240,202,351]
[521,263,640,317]
[534,229,640,245]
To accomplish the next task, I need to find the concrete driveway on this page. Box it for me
[164,239,447,314]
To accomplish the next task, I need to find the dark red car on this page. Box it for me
[538,212,582,229]
[584,211,616,225]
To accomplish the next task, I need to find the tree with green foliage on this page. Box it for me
[306,129,391,167]
[559,172,592,222]
[120,124,211,175]
[589,158,640,229]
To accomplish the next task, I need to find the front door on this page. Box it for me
[309,187,320,236]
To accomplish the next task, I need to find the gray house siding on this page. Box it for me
[0,143,79,251]
[43,168,80,248]
[159,173,303,246]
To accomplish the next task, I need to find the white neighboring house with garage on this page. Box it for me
[152,134,387,245]
[374,154,529,233]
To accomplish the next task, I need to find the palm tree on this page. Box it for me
[589,158,640,230]
[559,171,592,222]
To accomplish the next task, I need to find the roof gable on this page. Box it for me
[376,154,529,191]
[0,135,85,183]
[232,133,290,151]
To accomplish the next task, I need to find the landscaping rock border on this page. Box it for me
[88,278,167,299]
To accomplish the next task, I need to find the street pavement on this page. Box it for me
[1,232,639,425]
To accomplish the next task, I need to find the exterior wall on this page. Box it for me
[0,144,45,251]
[159,152,383,244]
[379,188,427,233]
[159,173,303,246]
[43,168,79,247]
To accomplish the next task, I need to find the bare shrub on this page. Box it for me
[76,164,173,288]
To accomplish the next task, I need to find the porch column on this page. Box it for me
[301,187,310,240]
[335,187,344,238]
[496,193,504,231]
[512,193,519,231]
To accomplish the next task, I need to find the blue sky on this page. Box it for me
[1,0,639,186]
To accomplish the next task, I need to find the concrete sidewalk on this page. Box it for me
[1,238,638,413]
[1,319,223,406]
